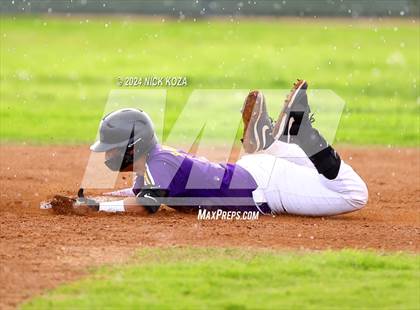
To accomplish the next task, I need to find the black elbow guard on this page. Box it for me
[136,186,168,214]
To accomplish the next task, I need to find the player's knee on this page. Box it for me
[348,178,369,210]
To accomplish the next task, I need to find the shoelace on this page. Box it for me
[309,113,315,124]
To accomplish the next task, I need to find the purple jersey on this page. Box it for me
[133,144,264,213]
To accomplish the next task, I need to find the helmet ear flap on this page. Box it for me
[104,145,136,172]
[104,126,138,172]
[104,147,126,171]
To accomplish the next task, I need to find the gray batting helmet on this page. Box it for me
[90,108,158,171]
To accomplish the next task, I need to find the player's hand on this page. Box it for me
[72,188,100,215]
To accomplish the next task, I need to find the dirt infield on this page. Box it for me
[0,145,419,308]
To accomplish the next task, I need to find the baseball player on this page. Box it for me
[75,79,368,216]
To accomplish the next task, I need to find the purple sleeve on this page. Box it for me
[144,159,180,190]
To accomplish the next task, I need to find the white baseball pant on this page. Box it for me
[237,141,368,216]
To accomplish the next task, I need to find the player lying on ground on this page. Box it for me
[73,79,368,216]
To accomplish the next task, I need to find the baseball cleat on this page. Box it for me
[272,79,341,179]
[241,90,274,153]
[272,79,310,143]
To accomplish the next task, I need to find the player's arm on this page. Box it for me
[74,187,168,216]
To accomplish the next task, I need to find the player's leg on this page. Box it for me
[272,79,342,180]
[237,155,368,216]
[266,158,368,216]
[259,140,314,168]
[268,79,368,215]
[239,79,368,216]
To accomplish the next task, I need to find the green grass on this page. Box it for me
[23,247,419,309]
[0,17,419,146]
